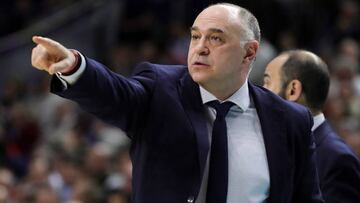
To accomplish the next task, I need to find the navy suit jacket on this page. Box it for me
[51,59,323,203]
[314,121,360,203]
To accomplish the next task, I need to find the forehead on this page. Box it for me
[266,55,288,75]
[192,5,241,33]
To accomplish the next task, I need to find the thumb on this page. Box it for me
[48,56,76,75]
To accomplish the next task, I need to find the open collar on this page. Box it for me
[199,79,250,112]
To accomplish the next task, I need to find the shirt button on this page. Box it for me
[187,196,194,203]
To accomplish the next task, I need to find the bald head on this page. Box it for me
[202,3,261,43]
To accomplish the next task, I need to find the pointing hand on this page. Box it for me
[31,36,77,75]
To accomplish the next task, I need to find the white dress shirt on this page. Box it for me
[196,81,270,203]
[56,52,86,88]
[57,57,270,203]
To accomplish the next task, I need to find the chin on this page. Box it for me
[190,73,208,84]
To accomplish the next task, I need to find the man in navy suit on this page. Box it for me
[31,3,323,203]
[264,50,360,203]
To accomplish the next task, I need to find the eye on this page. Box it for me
[191,34,200,40]
[209,35,223,45]
[210,36,220,41]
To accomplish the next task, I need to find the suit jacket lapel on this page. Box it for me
[249,83,290,203]
[178,72,209,182]
[178,79,292,202]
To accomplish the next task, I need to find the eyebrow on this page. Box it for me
[190,26,225,34]
[263,73,270,78]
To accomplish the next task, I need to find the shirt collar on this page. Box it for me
[200,80,250,112]
[312,113,326,131]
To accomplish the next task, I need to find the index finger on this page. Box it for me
[32,36,63,52]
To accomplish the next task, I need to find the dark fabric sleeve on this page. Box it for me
[51,58,157,135]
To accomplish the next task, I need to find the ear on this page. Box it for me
[243,40,259,64]
[285,79,302,102]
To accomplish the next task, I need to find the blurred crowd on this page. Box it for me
[1,0,360,203]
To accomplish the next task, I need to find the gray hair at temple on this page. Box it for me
[210,3,261,45]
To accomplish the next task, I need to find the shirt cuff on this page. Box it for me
[56,52,86,88]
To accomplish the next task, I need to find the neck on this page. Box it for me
[202,80,246,101]
[311,110,322,116]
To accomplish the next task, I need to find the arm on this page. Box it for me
[31,36,156,134]
[51,58,156,133]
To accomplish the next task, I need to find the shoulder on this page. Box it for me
[318,126,360,164]
[320,140,360,181]
[132,62,188,79]
[124,62,189,91]
[250,83,312,122]
[250,83,314,148]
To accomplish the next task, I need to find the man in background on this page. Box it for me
[264,50,360,203]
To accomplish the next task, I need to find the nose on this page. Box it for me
[193,38,210,56]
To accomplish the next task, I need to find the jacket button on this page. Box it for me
[187,196,194,203]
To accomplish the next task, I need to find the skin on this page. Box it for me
[32,4,259,101]
[31,36,75,75]
[187,5,259,100]
[263,54,289,95]
[263,53,311,113]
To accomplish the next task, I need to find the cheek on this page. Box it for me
[273,84,282,95]
[215,54,241,74]
[187,49,195,62]
[264,81,278,94]
[215,48,241,65]
[263,83,270,90]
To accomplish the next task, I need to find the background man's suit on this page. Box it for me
[314,121,360,203]
[51,58,323,203]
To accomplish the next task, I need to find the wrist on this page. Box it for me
[60,50,80,76]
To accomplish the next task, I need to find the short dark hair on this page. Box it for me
[281,50,330,111]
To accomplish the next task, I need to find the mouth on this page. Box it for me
[192,62,210,67]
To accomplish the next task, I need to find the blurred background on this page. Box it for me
[0,0,359,202]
